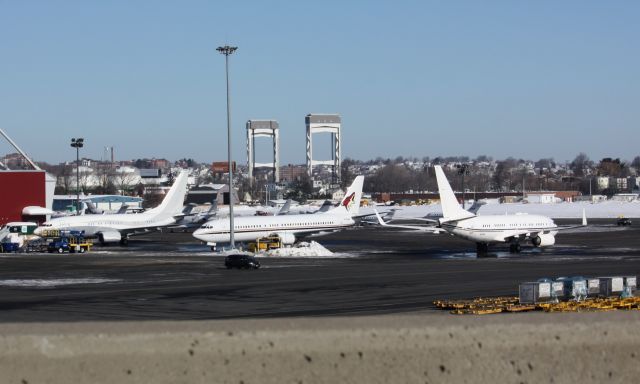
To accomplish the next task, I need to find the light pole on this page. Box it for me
[457,164,470,209]
[70,138,84,215]
[217,45,238,249]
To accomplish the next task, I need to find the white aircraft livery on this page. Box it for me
[377,165,585,254]
[193,176,364,248]
[35,171,190,244]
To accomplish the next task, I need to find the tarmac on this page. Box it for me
[0,219,638,321]
[1,218,640,382]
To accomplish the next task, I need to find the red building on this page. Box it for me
[0,171,54,225]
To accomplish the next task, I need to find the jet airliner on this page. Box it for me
[35,171,189,244]
[193,176,364,249]
[377,166,586,254]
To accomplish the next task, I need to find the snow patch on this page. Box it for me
[0,278,122,288]
[265,241,334,257]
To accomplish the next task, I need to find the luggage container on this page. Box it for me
[622,276,637,298]
[519,281,552,304]
[598,277,624,297]
[551,281,564,301]
[624,276,637,293]
[586,278,600,297]
[558,277,587,301]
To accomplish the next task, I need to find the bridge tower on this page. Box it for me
[305,114,341,182]
[246,120,280,184]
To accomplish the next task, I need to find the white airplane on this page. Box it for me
[35,171,189,245]
[193,176,364,249]
[376,165,586,254]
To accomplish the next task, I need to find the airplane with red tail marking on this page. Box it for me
[193,176,365,249]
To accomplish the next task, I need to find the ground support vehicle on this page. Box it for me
[43,230,93,254]
[0,242,21,253]
[248,235,282,253]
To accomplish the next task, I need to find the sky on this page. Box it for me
[1,1,638,165]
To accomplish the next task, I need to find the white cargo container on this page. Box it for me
[598,277,624,297]
[551,281,564,301]
[623,276,637,297]
[586,278,600,296]
[519,282,552,304]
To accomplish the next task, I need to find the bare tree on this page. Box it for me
[570,153,592,177]
[113,171,139,195]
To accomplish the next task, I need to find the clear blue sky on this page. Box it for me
[1,1,638,165]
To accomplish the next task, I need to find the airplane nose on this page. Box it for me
[192,228,206,240]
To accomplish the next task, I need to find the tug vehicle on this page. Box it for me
[248,235,283,253]
[42,230,93,254]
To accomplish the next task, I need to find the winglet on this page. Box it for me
[582,208,587,226]
[374,209,389,226]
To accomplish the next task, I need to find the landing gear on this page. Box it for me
[119,238,129,246]
[509,243,522,253]
[476,243,489,255]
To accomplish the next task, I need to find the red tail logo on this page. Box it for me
[342,192,356,209]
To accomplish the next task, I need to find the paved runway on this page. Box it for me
[0,219,638,322]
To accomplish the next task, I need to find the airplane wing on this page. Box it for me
[374,210,445,233]
[388,217,439,224]
[500,210,587,242]
[555,209,588,230]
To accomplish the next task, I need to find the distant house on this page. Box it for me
[185,184,239,206]
[575,195,607,203]
[611,193,638,202]
[597,177,610,190]
[615,178,628,191]
[525,193,556,204]
[331,189,345,202]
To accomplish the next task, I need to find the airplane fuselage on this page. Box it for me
[36,212,177,238]
[193,212,354,244]
[440,214,558,244]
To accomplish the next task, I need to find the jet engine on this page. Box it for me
[276,232,296,245]
[531,233,555,247]
[98,230,122,244]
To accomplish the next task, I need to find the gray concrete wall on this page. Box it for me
[1,312,639,383]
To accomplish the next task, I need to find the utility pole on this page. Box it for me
[217,45,238,249]
[457,164,470,209]
[70,138,84,215]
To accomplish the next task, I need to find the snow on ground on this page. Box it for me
[0,278,122,288]
[360,201,640,219]
[264,241,334,257]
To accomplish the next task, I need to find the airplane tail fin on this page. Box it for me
[317,200,334,213]
[331,176,364,217]
[115,204,129,214]
[434,166,475,222]
[86,201,102,214]
[467,200,486,215]
[151,171,189,219]
[276,199,292,216]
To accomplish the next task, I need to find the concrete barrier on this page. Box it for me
[2,312,640,383]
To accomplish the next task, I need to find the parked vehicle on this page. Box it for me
[0,242,21,253]
[224,254,260,269]
[617,217,632,226]
[46,231,92,253]
[248,236,282,253]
